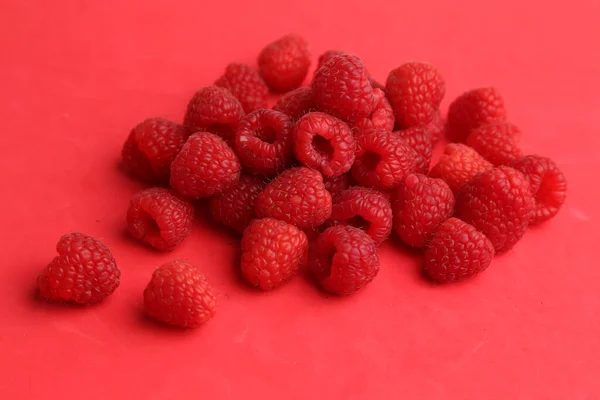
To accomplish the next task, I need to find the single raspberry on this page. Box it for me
[424,218,495,283]
[354,88,394,131]
[170,132,241,199]
[258,34,310,92]
[316,50,385,90]
[429,143,494,193]
[234,109,294,176]
[272,87,317,122]
[323,173,352,200]
[38,233,120,304]
[455,166,535,253]
[144,259,217,328]
[394,127,433,174]
[210,175,266,233]
[446,87,507,142]
[511,155,567,225]
[292,112,356,177]
[215,63,269,113]
[255,167,332,229]
[391,174,454,248]
[310,225,380,295]
[328,186,392,244]
[465,122,522,166]
[126,187,194,251]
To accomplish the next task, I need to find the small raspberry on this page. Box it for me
[354,88,395,131]
[323,173,352,200]
[210,175,266,233]
[38,233,120,304]
[215,63,269,113]
[126,187,194,251]
[272,87,317,122]
[429,143,494,193]
[258,34,310,92]
[316,50,384,90]
[424,218,495,283]
[143,260,217,328]
[394,127,433,174]
[465,122,522,166]
[170,132,241,199]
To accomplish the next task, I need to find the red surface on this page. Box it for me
[1,1,599,398]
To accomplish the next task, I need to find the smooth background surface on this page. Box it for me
[1,0,599,398]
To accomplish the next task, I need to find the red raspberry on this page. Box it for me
[272,87,317,122]
[328,186,392,244]
[465,122,522,166]
[126,187,194,251]
[316,50,385,90]
[258,34,310,92]
[455,166,535,253]
[352,128,417,191]
[391,174,454,248]
[425,110,444,143]
[394,127,433,174]
[215,63,269,113]
[511,155,567,225]
[210,175,266,233]
[170,132,241,199]
[430,143,493,193]
[255,167,332,229]
[310,225,380,295]
[354,88,395,131]
[144,260,217,328]
[368,77,386,91]
[38,233,120,304]
[424,218,495,283]
[234,109,294,176]
[241,218,308,290]
[292,112,356,177]
[323,173,352,200]
[446,87,507,142]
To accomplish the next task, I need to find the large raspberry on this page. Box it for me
[430,143,493,193]
[210,175,266,233]
[215,63,269,113]
[354,88,395,131]
[272,87,317,122]
[323,173,352,200]
[394,127,433,174]
[258,34,310,92]
[465,122,522,166]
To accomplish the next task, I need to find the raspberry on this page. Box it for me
[241,218,308,290]
[368,77,386,91]
[391,174,455,248]
[328,186,393,244]
[170,132,241,199]
[424,110,444,143]
[316,50,384,90]
[465,122,522,166]
[323,173,352,200]
[234,109,294,176]
[352,128,417,191]
[354,88,395,131]
[455,166,535,253]
[126,187,194,251]
[38,233,120,304]
[430,143,493,193]
[272,87,317,122]
[143,260,217,328]
[394,127,433,174]
[121,118,188,183]
[511,155,567,225]
[446,87,507,142]
[215,63,269,113]
[292,112,356,177]
[309,225,380,295]
[255,167,332,229]
[424,218,495,283]
[258,34,310,92]
[210,175,266,233]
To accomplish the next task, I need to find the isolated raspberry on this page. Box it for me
[258,34,310,92]
[511,155,567,225]
[391,174,454,248]
[465,122,522,166]
[455,166,535,253]
[255,167,332,229]
[170,132,241,199]
[144,260,217,328]
[210,175,266,233]
[310,225,380,295]
[126,187,194,251]
[394,127,433,174]
[430,143,493,192]
[354,88,394,131]
[215,63,269,113]
[38,233,120,304]
[323,173,352,199]
[424,218,495,283]
[241,218,308,290]
[272,87,317,121]
[293,112,356,177]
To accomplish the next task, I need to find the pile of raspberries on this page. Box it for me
[37,34,567,329]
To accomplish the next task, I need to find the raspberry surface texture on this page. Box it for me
[430,143,494,192]
[215,63,269,113]
[354,88,395,131]
[394,127,433,174]
[258,34,310,92]
[465,122,522,166]
[424,110,445,143]
[323,173,352,200]
[316,50,384,90]
[272,87,317,122]
[210,174,266,233]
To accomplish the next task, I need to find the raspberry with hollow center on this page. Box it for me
[429,143,494,193]
[258,34,310,92]
[210,175,266,233]
[354,88,395,131]
[215,63,269,113]
[394,127,433,174]
[272,87,317,122]
[465,122,522,166]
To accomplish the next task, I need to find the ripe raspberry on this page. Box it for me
[446,87,507,142]
[121,118,188,183]
[465,122,522,166]
[234,109,294,176]
[38,233,120,304]
[215,63,269,113]
[316,50,384,90]
[210,175,266,233]
[328,186,392,244]
[255,167,332,230]
[292,112,356,177]
[424,218,495,283]
[511,155,567,225]
[126,187,194,251]
[144,260,216,328]
[391,174,454,248]
[170,132,241,199]
[455,166,535,253]
[430,143,493,193]
[323,173,352,200]
[394,127,433,174]
[241,218,308,290]
[258,34,310,92]
[272,87,317,122]
[310,225,380,295]
[354,88,394,131]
